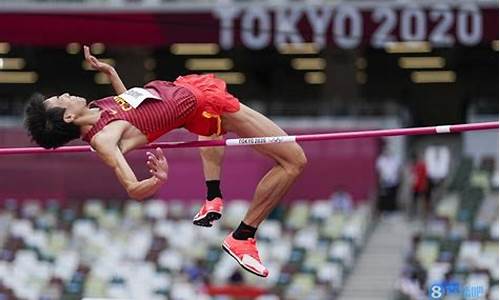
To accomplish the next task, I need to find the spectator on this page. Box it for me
[424,145,450,200]
[409,152,429,220]
[376,144,402,212]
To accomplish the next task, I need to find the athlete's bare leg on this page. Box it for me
[222,104,307,227]
[198,134,224,181]
[193,134,225,227]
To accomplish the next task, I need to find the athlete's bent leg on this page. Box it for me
[219,104,307,277]
[222,104,307,227]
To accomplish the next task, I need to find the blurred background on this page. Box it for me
[0,0,498,299]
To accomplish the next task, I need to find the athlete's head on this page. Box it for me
[24,93,88,149]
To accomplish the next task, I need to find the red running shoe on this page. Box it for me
[193,197,223,227]
[222,233,269,277]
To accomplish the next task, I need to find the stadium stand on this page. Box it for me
[0,198,373,300]
[396,157,499,300]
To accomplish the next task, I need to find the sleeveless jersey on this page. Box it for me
[82,81,197,143]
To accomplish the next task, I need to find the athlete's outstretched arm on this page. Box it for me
[84,45,127,94]
[93,134,168,200]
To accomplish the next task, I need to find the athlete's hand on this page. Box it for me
[146,148,168,182]
[84,45,114,74]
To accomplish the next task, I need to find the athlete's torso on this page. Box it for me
[82,81,197,150]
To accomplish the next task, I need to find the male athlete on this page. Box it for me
[24,46,307,277]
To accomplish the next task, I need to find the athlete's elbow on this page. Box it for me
[126,184,146,202]
[128,191,147,202]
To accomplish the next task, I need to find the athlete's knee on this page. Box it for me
[283,144,307,177]
[293,145,308,172]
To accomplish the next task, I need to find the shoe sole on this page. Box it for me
[222,243,268,278]
[193,211,221,227]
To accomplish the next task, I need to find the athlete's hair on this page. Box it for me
[24,93,81,149]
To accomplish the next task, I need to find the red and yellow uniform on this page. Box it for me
[82,74,240,143]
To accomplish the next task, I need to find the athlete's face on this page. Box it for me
[44,93,88,123]
[44,93,87,110]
